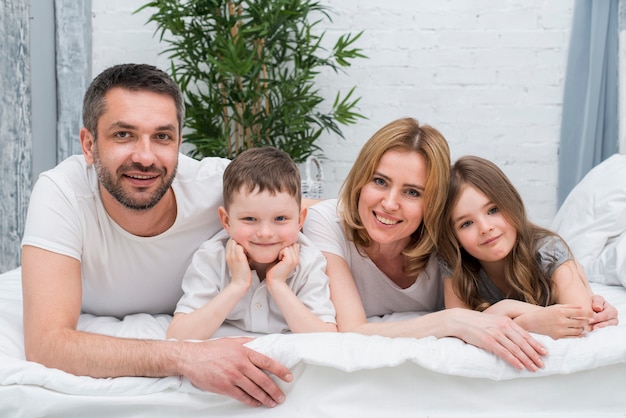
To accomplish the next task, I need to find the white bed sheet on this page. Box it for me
[1,266,625,417]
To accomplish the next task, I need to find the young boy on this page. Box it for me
[167,147,337,340]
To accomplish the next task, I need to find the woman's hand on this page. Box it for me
[447,308,547,371]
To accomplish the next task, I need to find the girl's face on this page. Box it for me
[357,149,426,249]
[451,184,517,266]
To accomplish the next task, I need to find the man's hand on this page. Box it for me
[180,337,293,408]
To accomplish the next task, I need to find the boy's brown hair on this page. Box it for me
[222,147,302,210]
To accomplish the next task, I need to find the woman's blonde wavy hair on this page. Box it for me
[338,117,450,276]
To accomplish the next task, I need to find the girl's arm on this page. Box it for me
[444,275,584,339]
[513,304,591,339]
[513,259,593,338]
[443,271,536,317]
[326,253,546,371]
[503,259,593,339]
[484,300,541,317]
[552,259,593,313]
[443,273,546,318]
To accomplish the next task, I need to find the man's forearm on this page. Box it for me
[27,328,183,378]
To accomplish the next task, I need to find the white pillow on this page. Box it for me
[551,153,626,286]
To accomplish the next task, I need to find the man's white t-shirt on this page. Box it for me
[22,153,229,317]
[303,199,443,318]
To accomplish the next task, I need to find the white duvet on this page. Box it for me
[2,154,626,417]
[1,266,625,417]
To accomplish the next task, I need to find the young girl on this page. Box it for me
[439,155,599,339]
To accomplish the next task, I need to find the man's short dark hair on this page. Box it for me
[82,63,185,137]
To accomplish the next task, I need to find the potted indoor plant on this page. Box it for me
[138,0,366,163]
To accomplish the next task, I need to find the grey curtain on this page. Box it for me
[558,0,619,206]
[0,0,31,274]
[55,0,92,162]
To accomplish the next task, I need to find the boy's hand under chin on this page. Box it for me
[266,243,300,285]
[225,239,253,289]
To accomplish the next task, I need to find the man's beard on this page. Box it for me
[93,147,177,211]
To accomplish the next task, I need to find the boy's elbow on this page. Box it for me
[166,324,184,341]
[166,313,210,340]
[336,322,359,333]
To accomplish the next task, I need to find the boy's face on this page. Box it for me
[218,188,306,265]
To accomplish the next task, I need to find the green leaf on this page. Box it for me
[136,0,367,163]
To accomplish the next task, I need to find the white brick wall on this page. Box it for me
[92,0,575,226]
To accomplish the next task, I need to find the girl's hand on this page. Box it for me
[589,295,619,329]
[266,243,300,285]
[225,239,252,290]
[515,304,592,339]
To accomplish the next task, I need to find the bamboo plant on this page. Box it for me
[138,0,366,163]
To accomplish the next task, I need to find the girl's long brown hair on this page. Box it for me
[439,155,557,310]
[338,117,450,276]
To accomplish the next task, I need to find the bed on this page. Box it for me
[2,155,626,417]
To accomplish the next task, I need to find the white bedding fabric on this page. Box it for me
[1,266,626,417]
[551,153,626,287]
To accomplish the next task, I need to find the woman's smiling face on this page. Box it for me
[357,149,427,248]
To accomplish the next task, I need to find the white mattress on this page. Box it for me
[1,266,625,417]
